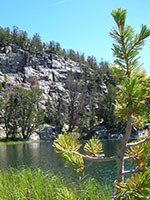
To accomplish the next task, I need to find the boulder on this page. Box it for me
[37,125,59,140]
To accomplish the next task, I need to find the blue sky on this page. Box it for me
[0,0,150,75]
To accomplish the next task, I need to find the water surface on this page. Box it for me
[0,140,119,183]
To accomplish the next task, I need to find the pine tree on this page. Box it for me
[53,9,150,188]
[110,8,150,182]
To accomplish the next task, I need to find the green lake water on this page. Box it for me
[0,140,120,183]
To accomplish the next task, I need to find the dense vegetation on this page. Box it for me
[0,168,111,200]
[0,87,44,140]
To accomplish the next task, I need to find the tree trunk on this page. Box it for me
[117,115,132,182]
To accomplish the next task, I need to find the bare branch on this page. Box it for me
[72,151,117,162]
[124,155,137,160]
[127,137,150,147]
[122,167,140,175]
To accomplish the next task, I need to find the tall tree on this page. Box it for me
[16,87,44,139]
[0,87,44,140]
[30,33,43,52]
[49,41,56,54]
[67,49,76,61]
[65,73,87,132]
[45,91,66,129]
[11,26,20,46]
[0,27,11,47]
[53,8,150,186]
[0,93,19,139]
[110,8,150,182]
[55,42,62,57]
[18,30,30,50]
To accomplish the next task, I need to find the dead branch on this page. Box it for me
[122,167,140,175]
[124,155,137,160]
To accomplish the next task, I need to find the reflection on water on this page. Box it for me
[0,140,119,183]
[85,140,118,182]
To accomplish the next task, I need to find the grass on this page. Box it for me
[0,138,42,146]
[0,168,111,200]
[0,141,31,146]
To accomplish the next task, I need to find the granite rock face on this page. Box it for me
[0,45,83,100]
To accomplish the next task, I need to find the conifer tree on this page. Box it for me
[53,9,150,187]
[110,8,150,182]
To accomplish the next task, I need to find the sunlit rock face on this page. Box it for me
[0,45,84,100]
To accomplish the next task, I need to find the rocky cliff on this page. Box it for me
[0,44,113,139]
[0,45,85,100]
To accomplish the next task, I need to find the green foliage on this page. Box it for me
[0,87,44,140]
[77,60,118,135]
[0,93,19,139]
[0,27,11,47]
[0,169,111,200]
[115,76,149,126]
[111,8,126,28]
[53,133,84,172]
[0,168,111,200]
[96,84,122,133]
[84,136,103,156]
[30,33,43,52]
[15,87,44,139]
[68,49,76,60]
[65,74,88,132]
[110,9,150,198]
[126,134,150,170]
[115,167,150,200]
[111,9,150,76]
[53,132,82,154]
[56,185,78,200]
[53,133,107,173]
[45,92,66,128]
[111,8,150,126]
[64,152,84,173]
[79,177,111,200]
[87,56,98,69]
[122,138,150,199]
[55,42,62,57]
[18,30,30,50]
[0,140,31,146]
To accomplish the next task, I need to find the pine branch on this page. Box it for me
[122,167,140,175]
[124,155,137,160]
[72,151,117,162]
[126,137,150,147]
